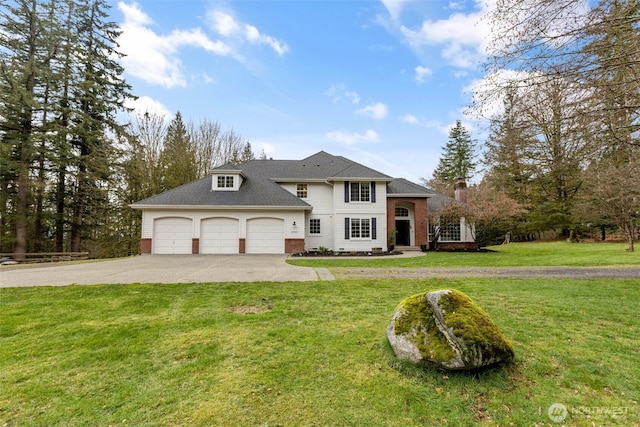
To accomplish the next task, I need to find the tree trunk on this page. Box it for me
[14,165,29,259]
[624,224,635,252]
[55,165,66,252]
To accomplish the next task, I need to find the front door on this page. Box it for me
[395,219,410,246]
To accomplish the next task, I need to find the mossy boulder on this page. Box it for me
[387,289,514,370]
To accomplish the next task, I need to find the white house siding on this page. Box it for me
[280,182,339,251]
[333,181,388,252]
[304,214,335,251]
[461,217,475,243]
[141,209,306,254]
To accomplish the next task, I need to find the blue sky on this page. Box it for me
[110,0,494,183]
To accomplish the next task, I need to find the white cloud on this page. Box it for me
[326,84,361,104]
[356,102,389,120]
[116,2,287,88]
[207,9,288,56]
[464,68,534,120]
[209,9,240,36]
[326,130,380,145]
[346,91,361,105]
[245,24,289,56]
[400,114,418,124]
[400,7,490,69]
[117,2,230,88]
[380,0,411,21]
[414,65,432,84]
[378,0,493,70]
[125,95,173,119]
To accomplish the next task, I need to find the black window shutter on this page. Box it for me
[371,181,376,203]
[372,217,377,240]
[344,181,350,203]
[345,217,350,239]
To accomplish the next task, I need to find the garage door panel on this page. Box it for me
[246,218,284,254]
[200,218,239,254]
[154,217,193,254]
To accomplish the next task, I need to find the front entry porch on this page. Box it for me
[386,198,428,250]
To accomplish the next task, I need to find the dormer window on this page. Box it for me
[217,175,234,189]
[212,172,242,191]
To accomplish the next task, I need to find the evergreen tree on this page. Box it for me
[67,0,133,252]
[240,142,255,163]
[483,87,536,206]
[160,111,198,190]
[432,120,477,186]
[0,0,133,256]
[0,0,47,256]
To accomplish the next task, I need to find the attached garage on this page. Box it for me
[200,217,239,254]
[153,217,193,254]
[246,218,285,254]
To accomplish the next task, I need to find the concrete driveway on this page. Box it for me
[0,255,326,288]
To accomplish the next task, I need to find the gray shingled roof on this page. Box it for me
[230,151,393,181]
[387,178,464,212]
[132,151,436,208]
[132,151,392,209]
[387,178,434,197]
[131,172,311,208]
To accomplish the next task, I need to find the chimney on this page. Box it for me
[454,178,467,203]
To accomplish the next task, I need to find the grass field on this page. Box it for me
[1,276,638,426]
[287,241,640,268]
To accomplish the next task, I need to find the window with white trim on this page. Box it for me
[350,218,371,238]
[309,218,320,234]
[297,183,308,198]
[349,182,370,202]
[441,223,461,241]
[217,175,234,188]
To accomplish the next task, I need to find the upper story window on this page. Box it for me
[350,182,370,202]
[297,183,308,198]
[217,175,234,188]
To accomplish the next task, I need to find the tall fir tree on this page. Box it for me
[160,111,198,191]
[0,0,133,256]
[431,120,477,192]
[0,0,47,256]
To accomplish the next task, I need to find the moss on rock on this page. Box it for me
[387,289,514,371]
[392,292,456,363]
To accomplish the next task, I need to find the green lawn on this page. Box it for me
[1,277,638,426]
[287,241,640,268]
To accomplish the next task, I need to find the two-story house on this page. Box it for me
[131,151,474,254]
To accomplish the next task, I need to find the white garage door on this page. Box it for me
[153,217,193,254]
[200,218,239,254]
[246,218,285,254]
